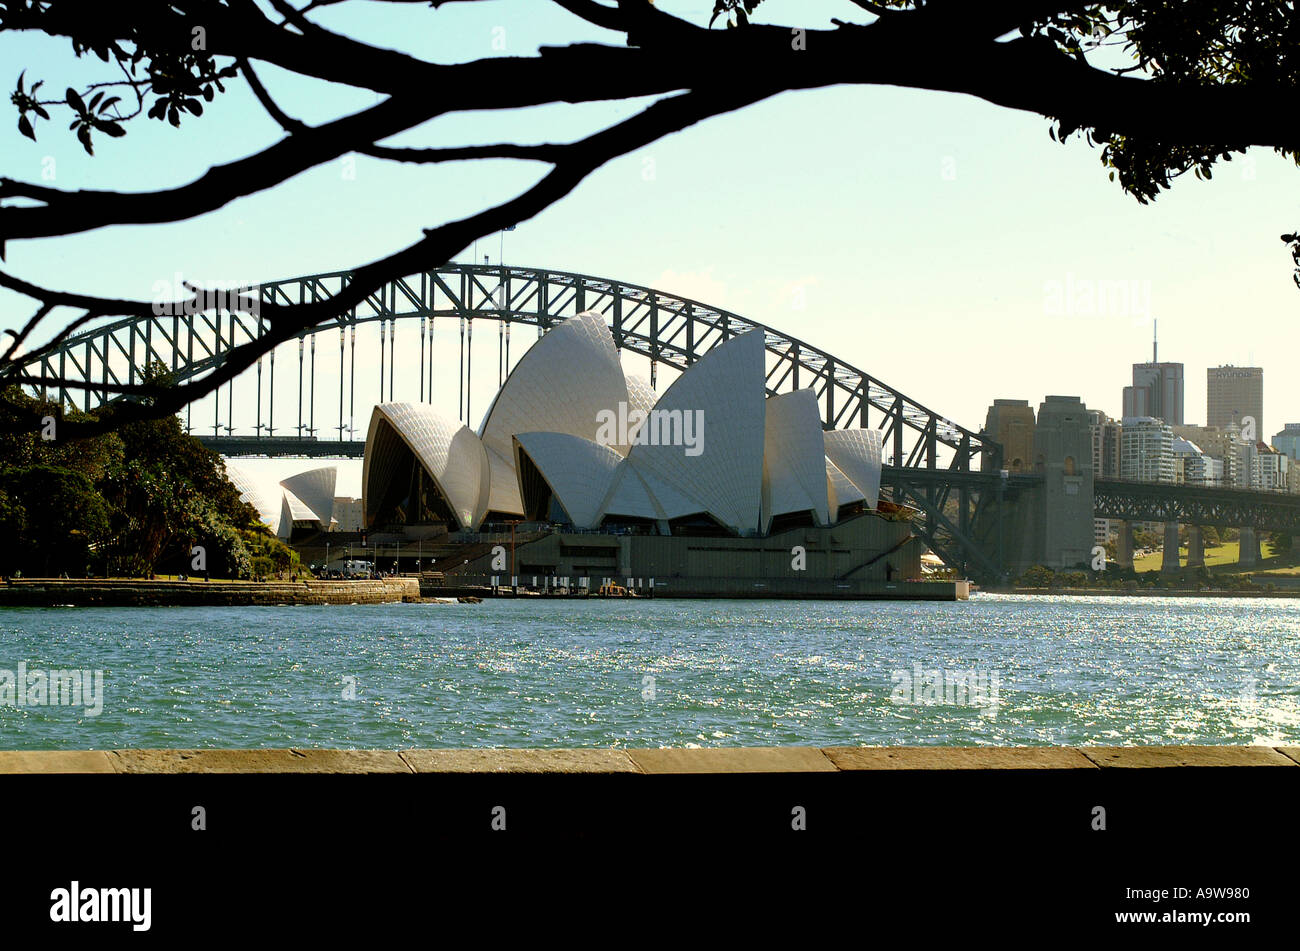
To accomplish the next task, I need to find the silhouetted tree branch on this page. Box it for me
[1,0,1297,438]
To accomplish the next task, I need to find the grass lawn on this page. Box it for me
[1132,539,1290,573]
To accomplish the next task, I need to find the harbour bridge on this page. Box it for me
[14,263,1300,581]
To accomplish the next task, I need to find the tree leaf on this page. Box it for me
[17,114,35,141]
[66,87,86,113]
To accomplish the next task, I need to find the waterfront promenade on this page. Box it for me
[2,745,1296,773]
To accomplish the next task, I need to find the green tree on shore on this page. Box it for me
[0,379,265,578]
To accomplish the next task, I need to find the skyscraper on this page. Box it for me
[1207,365,1263,438]
[1121,321,1183,425]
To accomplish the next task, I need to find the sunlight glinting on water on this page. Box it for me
[2,593,1298,749]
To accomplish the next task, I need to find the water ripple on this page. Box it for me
[0,593,1297,749]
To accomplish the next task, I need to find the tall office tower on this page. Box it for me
[1207,365,1264,437]
[1121,322,1184,425]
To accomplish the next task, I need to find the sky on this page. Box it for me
[2,0,1297,442]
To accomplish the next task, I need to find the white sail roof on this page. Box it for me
[280,466,337,527]
[223,460,283,532]
[623,330,767,534]
[624,374,657,445]
[761,389,831,531]
[278,487,320,537]
[826,457,866,518]
[513,432,623,529]
[363,402,491,531]
[824,428,883,510]
[598,463,662,522]
[477,311,632,515]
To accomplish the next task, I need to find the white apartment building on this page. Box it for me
[1120,416,1175,483]
[1251,444,1289,491]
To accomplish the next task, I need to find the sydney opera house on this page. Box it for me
[338,311,923,596]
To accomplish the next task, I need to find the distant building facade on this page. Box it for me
[1088,410,1122,478]
[1272,423,1300,461]
[1250,443,1289,492]
[332,497,365,532]
[1207,365,1263,438]
[1173,424,1242,487]
[1171,436,1215,485]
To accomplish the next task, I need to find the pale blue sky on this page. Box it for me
[2,0,1297,441]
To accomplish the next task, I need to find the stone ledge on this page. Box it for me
[823,747,1098,770]
[1079,746,1298,768]
[1,746,1297,773]
[1276,747,1300,766]
[107,749,414,774]
[626,747,837,774]
[400,749,641,773]
[0,578,418,607]
[0,750,117,773]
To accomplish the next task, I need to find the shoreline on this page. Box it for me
[4,577,1297,605]
[0,577,967,606]
[1,745,1296,773]
[0,577,419,607]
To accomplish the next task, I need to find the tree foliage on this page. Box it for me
[0,378,262,577]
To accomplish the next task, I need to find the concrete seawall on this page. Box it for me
[0,578,419,607]
[2,745,1296,773]
[430,578,970,600]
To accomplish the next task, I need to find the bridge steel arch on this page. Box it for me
[17,263,993,473]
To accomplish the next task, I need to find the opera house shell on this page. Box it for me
[224,461,341,538]
[360,311,884,538]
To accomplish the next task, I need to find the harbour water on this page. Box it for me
[2,593,1297,750]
